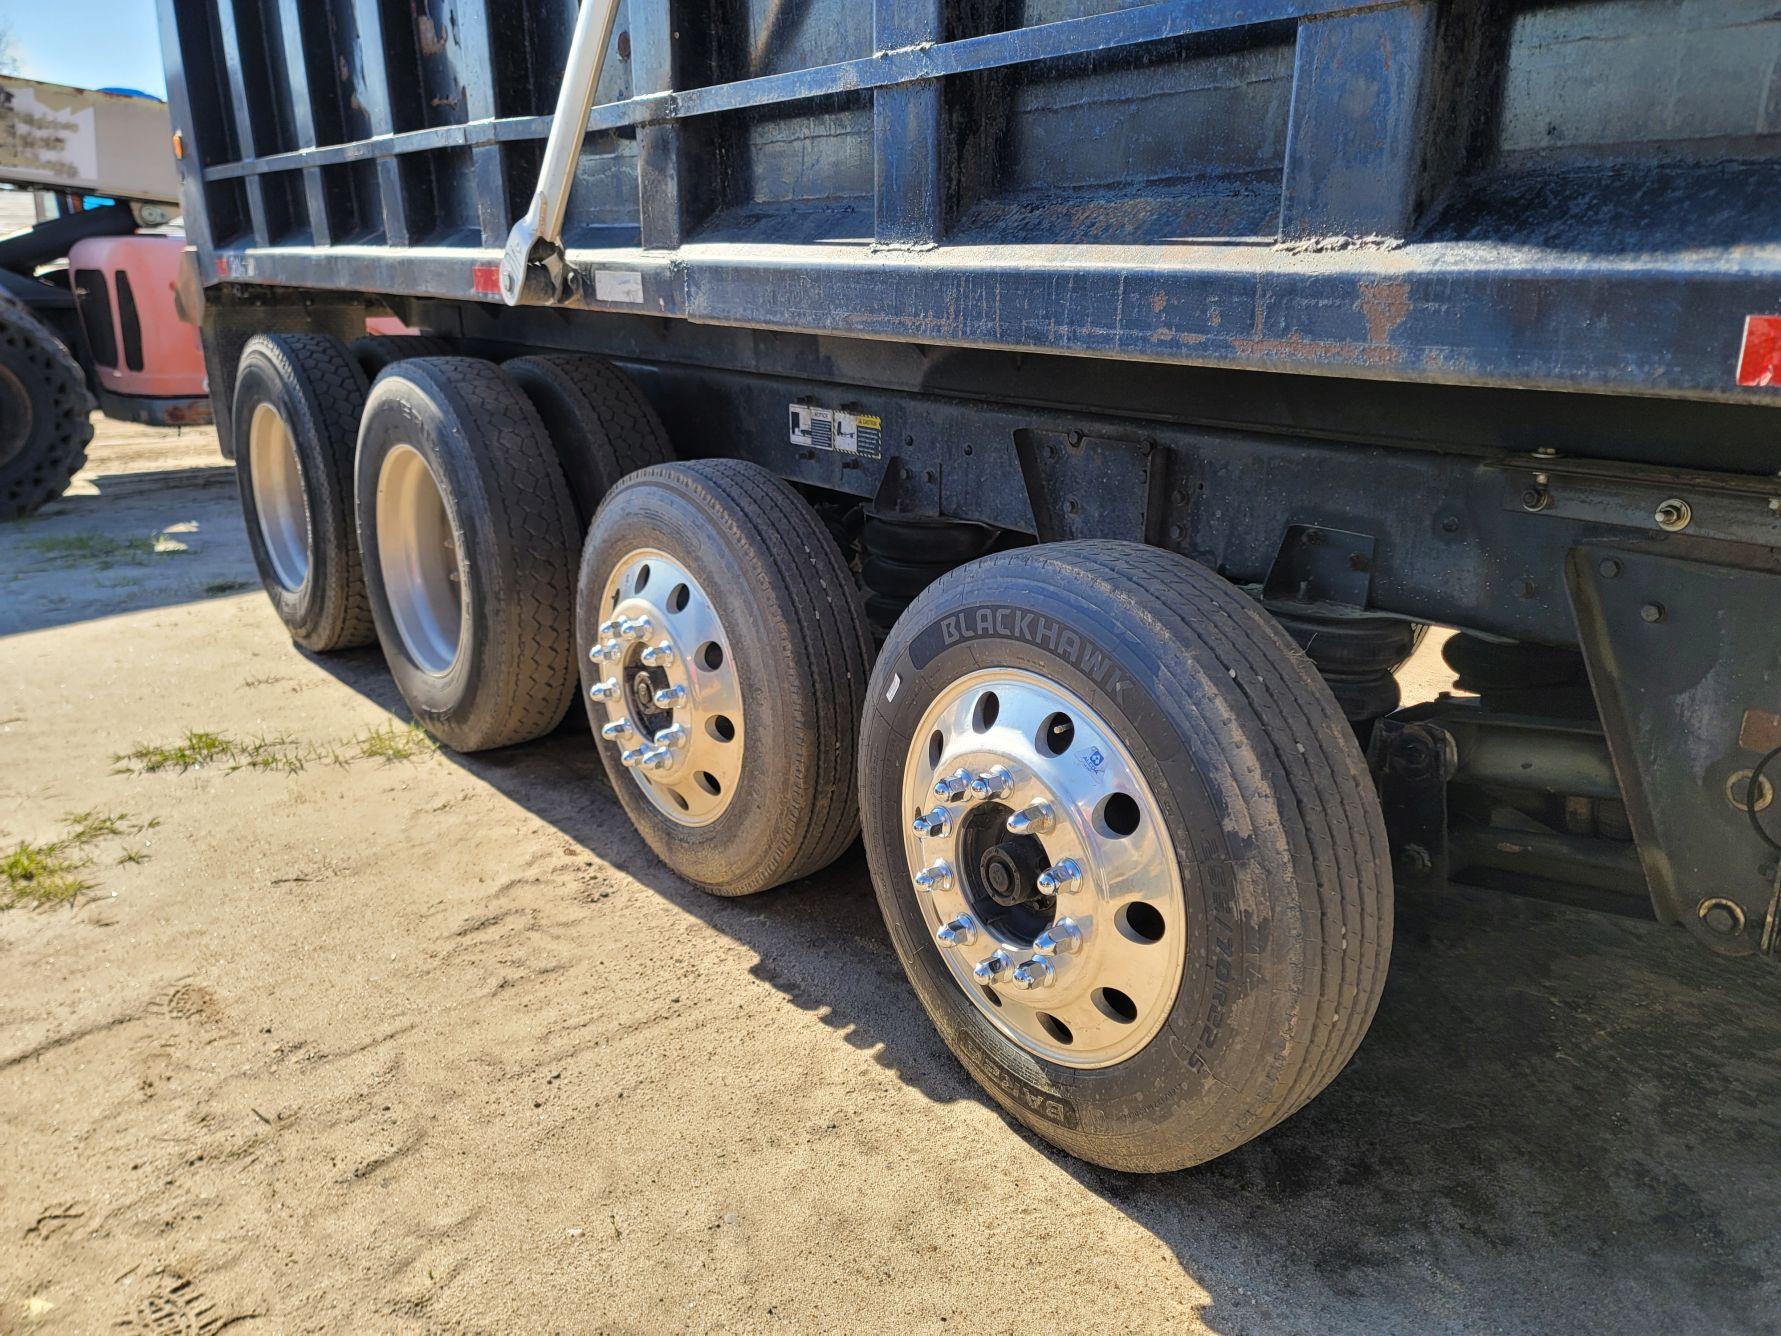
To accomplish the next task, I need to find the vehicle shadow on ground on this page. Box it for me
[315,643,1781,1333]
[1,470,250,638]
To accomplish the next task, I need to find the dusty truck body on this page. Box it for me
[155,0,1780,1171]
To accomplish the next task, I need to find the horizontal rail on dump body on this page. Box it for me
[156,0,1781,405]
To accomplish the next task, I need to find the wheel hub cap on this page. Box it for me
[375,443,462,675]
[590,550,742,826]
[249,402,311,592]
[901,669,1184,1068]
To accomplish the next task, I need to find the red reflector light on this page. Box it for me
[471,264,502,296]
[1737,315,1781,387]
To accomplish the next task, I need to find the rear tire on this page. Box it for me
[504,354,676,528]
[859,541,1393,1171]
[351,334,456,379]
[356,358,580,752]
[0,303,94,520]
[231,333,375,651]
[578,461,873,895]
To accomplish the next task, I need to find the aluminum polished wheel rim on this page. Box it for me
[375,444,463,675]
[589,549,743,826]
[901,669,1185,1069]
[248,402,310,591]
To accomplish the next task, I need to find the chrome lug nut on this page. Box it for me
[935,915,977,949]
[911,806,952,838]
[618,615,654,641]
[653,724,689,748]
[1036,859,1083,895]
[587,641,609,663]
[600,719,635,741]
[972,950,1013,985]
[1010,957,1055,990]
[1006,802,1055,837]
[912,861,954,893]
[619,746,648,768]
[1033,917,1083,956]
[652,685,688,709]
[639,746,673,771]
[640,640,676,667]
[968,766,1013,802]
[597,618,621,640]
[932,768,972,801]
[587,677,620,702]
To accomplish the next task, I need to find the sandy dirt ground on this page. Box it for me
[1,420,1778,1334]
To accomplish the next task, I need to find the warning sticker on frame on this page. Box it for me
[790,403,883,459]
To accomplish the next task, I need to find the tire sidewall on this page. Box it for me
[355,374,498,742]
[862,565,1298,1169]
[578,477,808,892]
[0,315,91,517]
[504,358,617,527]
[232,346,339,647]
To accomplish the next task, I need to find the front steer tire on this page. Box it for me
[859,541,1393,1172]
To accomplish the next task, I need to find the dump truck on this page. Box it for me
[0,76,213,517]
[152,0,1781,1172]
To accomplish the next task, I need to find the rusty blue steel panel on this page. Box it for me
[1280,2,1437,240]
[155,0,1781,404]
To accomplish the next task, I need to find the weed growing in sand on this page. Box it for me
[116,722,437,776]
[114,730,307,775]
[1,839,95,909]
[18,531,190,570]
[1,811,154,910]
[351,721,438,764]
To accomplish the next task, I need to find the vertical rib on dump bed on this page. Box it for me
[156,0,1781,402]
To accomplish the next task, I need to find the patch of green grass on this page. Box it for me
[18,531,190,570]
[62,810,130,845]
[352,721,438,764]
[1,839,95,909]
[1,811,160,909]
[117,721,440,778]
[113,730,306,775]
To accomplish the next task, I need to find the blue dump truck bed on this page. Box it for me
[158,0,1781,404]
[150,0,1781,1169]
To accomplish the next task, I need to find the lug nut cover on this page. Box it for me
[912,806,951,837]
[972,951,1012,984]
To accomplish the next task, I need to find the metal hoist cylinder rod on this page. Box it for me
[498,0,624,306]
